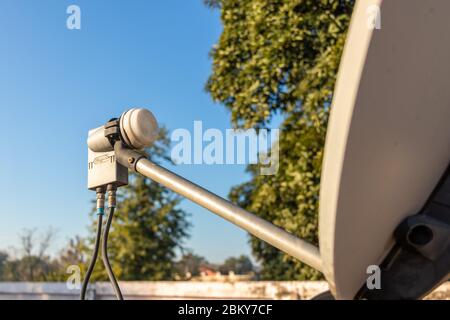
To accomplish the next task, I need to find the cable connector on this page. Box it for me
[96,187,106,215]
[107,184,117,208]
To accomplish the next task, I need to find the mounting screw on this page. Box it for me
[128,157,135,164]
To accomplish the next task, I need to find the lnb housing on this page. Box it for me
[87,108,158,190]
[87,139,128,191]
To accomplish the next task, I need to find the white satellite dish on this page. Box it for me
[319,0,450,299]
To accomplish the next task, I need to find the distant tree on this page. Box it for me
[175,252,208,278]
[87,128,191,281]
[2,228,59,281]
[0,251,8,280]
[204,0,221,9]
[219,255,254,275]
[206,0,354,279]
[58,236,88,268]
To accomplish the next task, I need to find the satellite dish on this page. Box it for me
[319,0,450,299]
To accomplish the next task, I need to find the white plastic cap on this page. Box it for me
[120,108,159,150]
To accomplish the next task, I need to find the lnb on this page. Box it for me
[88,108,159,152]
[87,108,158,190]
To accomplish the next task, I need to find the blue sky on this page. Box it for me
[0,0,265,263]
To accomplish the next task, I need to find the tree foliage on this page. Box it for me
[218,255,254,275]
[206,0,354,279]
[0,228,61,281]
[175,252,208,278]
[0,251,8,280]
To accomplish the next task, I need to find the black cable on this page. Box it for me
[102,206,124,300]
[80,214,103,300]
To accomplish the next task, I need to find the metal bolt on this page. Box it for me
[128,157,135,164]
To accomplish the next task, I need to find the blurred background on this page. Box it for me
[0,0,447,299]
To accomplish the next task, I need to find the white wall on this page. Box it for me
[0,281,329,300]
[0,281,448,300]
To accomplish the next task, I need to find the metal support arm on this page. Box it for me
[114,143,323,273]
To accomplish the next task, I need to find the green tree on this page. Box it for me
[89,128,191,281]
[0,251,8,280]
[1,228,60,281]
[219,255,254,275]
[47,236,89,281]
[175,252,208,278]
[206,0,354,279]
[57,236,88,268]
